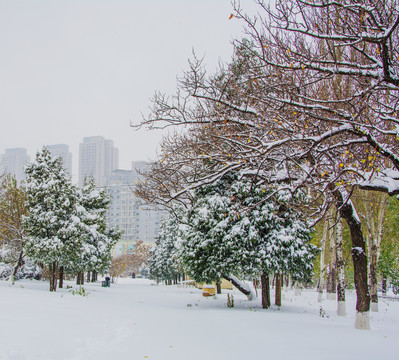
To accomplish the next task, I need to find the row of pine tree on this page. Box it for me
[22,147,120,291]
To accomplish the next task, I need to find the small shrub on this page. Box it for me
[227,294,234,308]
[69,286,88,297]
[319,306,328,318]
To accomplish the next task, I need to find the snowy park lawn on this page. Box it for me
[0,278,398,360]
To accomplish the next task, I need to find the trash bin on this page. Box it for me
[102,277,111,287]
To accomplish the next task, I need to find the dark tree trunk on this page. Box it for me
[275,273,282,306]
[59,266,64,289]
[11,250,24,281]
[332,188,370,329]
[382,277,387,295]
[333,190,370,314]
[76,272,85,285]
[91,270,97,282]
[261,272,271,309]
[49,262,58,292]
[87,272,91,283]
[216,278,222,294]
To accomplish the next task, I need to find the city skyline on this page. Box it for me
[0,136,144,185]
[0,0,257,181]
[0,141,164,248]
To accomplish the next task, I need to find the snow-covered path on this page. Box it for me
[0,278,397,360]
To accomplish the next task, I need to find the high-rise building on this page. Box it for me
[0,148,30,183]
[104,167,166,257]
[47,144,72,176]
[78,136,119,187]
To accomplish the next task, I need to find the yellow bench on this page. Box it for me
[202,285,216,296]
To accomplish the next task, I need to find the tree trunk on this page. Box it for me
[368,193,386,312]
[216,278,222,294]
[76,272,84,285]
[318,220,328,303]
[87,271,91,283]
[91,270,97,282]
[369,243,379,312]
[275,273,282,307]
[332,188,370,329]
[223,274,254,301]
[327,216,337,300]
[261,272,271,309]
[59,266,64,289]
[253,278,260,298]
[11,250,24,283]
[49,261,58,292]
[382,278,387,295]
[335,217,346,316]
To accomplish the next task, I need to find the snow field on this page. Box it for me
[0,278,397,360]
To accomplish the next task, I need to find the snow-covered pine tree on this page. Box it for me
[148,209,182,284]
[177,173,317,305]
[24,147,83,291]
[72,178,120,284]
[176,175,251,286]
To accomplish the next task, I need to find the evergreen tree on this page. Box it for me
[73,178,120,281]
[177,173,317,305]
[148,208,182,283]
[24,147,83,291]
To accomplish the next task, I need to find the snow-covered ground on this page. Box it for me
[0,278,397,360]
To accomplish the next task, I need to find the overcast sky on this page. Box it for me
[0,0,257,181]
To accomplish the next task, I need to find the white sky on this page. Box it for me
[0,0,257,181]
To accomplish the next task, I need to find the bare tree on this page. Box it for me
[134,0,399,329]
[129,241,152,275]
[109,254,131,282]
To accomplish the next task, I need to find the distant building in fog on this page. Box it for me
[104,165,166,257]
[47,144,72,176]
[0,148,30,183]
[78,136,119,187]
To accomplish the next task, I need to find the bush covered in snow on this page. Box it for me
[0,257,42,280]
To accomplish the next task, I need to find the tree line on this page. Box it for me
[134,0,399,330]
[0,147,121,291]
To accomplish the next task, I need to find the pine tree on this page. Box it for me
[71,178,120,283]
[24,147,82,291]
[177,173,317,305]
[148,208,182,283]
